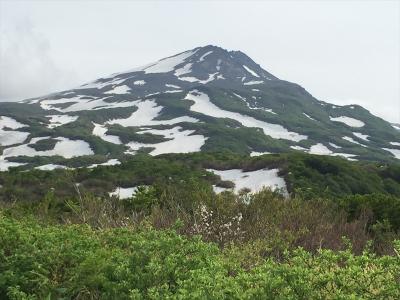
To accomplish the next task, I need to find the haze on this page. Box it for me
[0,0,399,123]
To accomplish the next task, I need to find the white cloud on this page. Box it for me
[0,19,78,101]
[0,1,398,123]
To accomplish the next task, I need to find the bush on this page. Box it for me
[1,214,399,299]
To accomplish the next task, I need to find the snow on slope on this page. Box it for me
[88,159,121,169]
[40,96,137,112]
[133,80,146,86]
[330,116,365,128]
[307,143,357,160]
[104,85,131,94]
[243,80,264,86]
[108,99,198,127]
[0,116,27,130]
[142,50,197,74]
[243,65,260,77]
[92,123,122,144]
[303,113,316,121]
[250,151,271,157]
[126,126,207,156]
[309,143,332,155]
[353,132,369,142]
[329,143,341,149]
[383,148,400,159]
[77,77,127,90]
[0,159,26,171]
[178,72,218,84]
[0,116,30,146]
[184,90,306,142]
[2,137,93,159]
[207,168,287,195]
[165,84,180,89]
[174,63,193,77]
[199,51,213,62]
[233,93,276,114]
[46,115,78,128]
[109,186,138,199]
[343,136,366,147]
[291,145,307,151]
[35,164,69,171]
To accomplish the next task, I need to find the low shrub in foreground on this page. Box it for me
[1,214,399,299]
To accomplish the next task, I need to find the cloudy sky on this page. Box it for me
[0,0,399,123]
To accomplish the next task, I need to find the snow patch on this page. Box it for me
[35,164,69,171]
[104,85,131,94]
[0,158,26,171]
[392,124,400,130]
[133,80,146,86]
[92,123,122,144]
[303,113,316,121]
[88,159,121,168]
[184,91,306,142]
[216,59,222,71]
[40,96,137,112]
[165,84,180,89]
[0,116,30,146]
[291,145,307,151]
[329,143,341,149]
[243,65,260,77]
[46,115,78,128]
[77,77,126,90]
[208,168,287,195]
[307,143,357,160]
[250,151,271,157]
[142,50,196,74]
[174,63,193,77]
[233,93,276,114]
[332,153,358,161]
[243,80,264,86]
[109,187,138,199]
[2,137,94,159]
[164,90,183,94]
[108,99,198,127]
[126,126,207,156]
[383,148,400,159]
[199,51,213,62]
[330,116,365,127]
[343,136,366,147]
[309,143,333,155]
[178,72,218,84]
[0,116,27,130]
[353,132,369,142]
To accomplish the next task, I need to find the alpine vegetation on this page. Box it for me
[0,45,399,171]
[1,45,399,300]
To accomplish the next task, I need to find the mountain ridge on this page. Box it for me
[0,45,399,171]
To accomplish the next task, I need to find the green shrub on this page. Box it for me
[1,214,399,299]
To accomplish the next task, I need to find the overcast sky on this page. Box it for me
[0,0,399,123]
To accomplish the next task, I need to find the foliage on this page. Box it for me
[1,214,399,299]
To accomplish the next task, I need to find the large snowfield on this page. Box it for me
[207,168,287,195]
[0,116,30,147]
[2,137,93,159]
[184,90,307,142]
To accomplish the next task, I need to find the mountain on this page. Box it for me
[1,45,399,171]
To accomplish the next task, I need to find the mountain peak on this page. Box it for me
[3,46,398,170]
[99,45,277,89]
